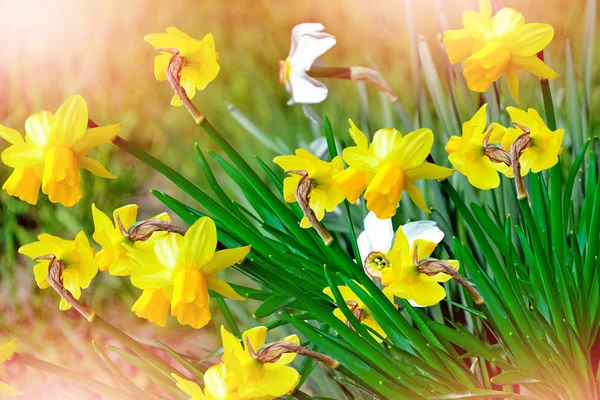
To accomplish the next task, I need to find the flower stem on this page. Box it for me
[12,353,136,400]
[538,51,558,131]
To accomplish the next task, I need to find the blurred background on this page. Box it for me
[0,0,596,397]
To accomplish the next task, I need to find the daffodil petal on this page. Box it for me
[0,125,24,145]
[182,217,217,268]
[1,143,44,168]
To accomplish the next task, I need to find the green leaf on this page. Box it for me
[490,370,542,385]
[253,294,296,318]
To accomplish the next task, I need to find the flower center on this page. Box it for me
[364,251,390,278]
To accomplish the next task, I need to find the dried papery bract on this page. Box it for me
[286,169,333,245]
[244,335,340,369]
[307,66,399,103]
[114,213,186,242]
[413,244,483,305]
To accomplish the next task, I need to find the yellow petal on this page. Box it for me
[50,95,88,147]
[242,326,268,354]
[396,128,433,169]
[466,155,501,190]
[445,136,462,154]
[429,260,460,283]
[448,152,470,176]
[1,143,44,168]
[492,8,524,36]
[348,119,368,148]
[511,23,554,57]
[3,168,41,205]
[409,276,447,306]
[0,125,24,145]
[259,363,300,397]
[203,245,251,276]
[153,52,172,81]
[204,364,231,399]
[25,111,54,148]
[182,217,217,268]
[207,278,245,301]
[371,128,402,161]
[463,42,511,93]
[461,10,492,43]
[364,163,404,219]
[171,300,211,329]
[221,325,243,354]
[478,0,492,18]
[362,317,386,342]
[154,233,183,270]
[342,146,379,173]
[442,29,475,64]
[404,182,430,213]
[0,339,17,364]
[33,262,51,289]
[172,374,206,398]
[132,289,171,327]
[172,268,204,307]
[405,162,454,182]
[468,103,488,138]
[512,55,559,79]
[73,123,121,155]
[79,156,116,179]
[113,204,139,233]
[282,174,302,203]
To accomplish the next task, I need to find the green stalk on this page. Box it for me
[13,353,135,400]
[216,297,241,337]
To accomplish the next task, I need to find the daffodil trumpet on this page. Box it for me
[413,243,483,305]
[243,334,339,369]
[286,169,334,245]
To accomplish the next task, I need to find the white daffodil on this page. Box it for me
[357,212,444,280]
[279,23,336,105]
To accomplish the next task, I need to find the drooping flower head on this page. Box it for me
[445,104,508,190]
[91,203,170,276]
[334,119,454,219]
[221,326,300,398]
[357,211,444,280]
[0,95,120,207]
[382,225,459,307]
[273,149,345,229]
[323,282,395,342]
[126,217,250,329]
[443,0,558,103]
[19,232,98,310]
[0,340,22,397]
[144,27,220,107]
[279,23,336,105]
[501,106,564,175]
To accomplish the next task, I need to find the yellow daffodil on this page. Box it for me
[443,0,558,103]
[273,149,345,228]
[174,364,242,400]
[445,104,508,189]
[19,232,98,310]
[0,95,120,207]
[382,225,459,307]
[221,326,300,399]
[126,217,250,329]
[323,282,394,342]
[145,27,220,107]
[0,340,22,397]
[334,119,453,219]
[92,203,170,276]
[501,107,564,175]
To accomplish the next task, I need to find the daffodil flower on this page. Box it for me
[0,340,22,397]
[501,106,564,175]
[445,104,508,189]
[443,0,558,103]
[126,217,250,329]
[221,326,300,398]
[334,119,454,219]
[91,203,170,276]
[382,225,459,307]
[357,211,444,279]
[19,232,98,310]
[273,149,345,228]
[0,95,120,207]
[279,23,336,105]
[323,282,394,342]
[145,27,220,107]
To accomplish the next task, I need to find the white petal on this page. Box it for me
[402,221,444,247]
[364,211,394,252]
[289,23,327,58]
[290,28,336,71]
[357,231,372,263]
[288,71,328,104]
